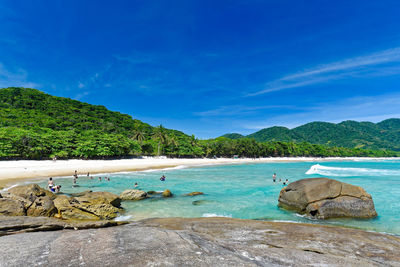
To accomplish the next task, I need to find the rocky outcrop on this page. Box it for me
[61,191,122,220]
[1,217,399,266]
[8,184,55,201]
[120,189,148,200]
[0,184,123,221]
[162,189,173,197]
[27,195,57,217]
[184,191,204,196]
[278,178,377,219]
[0,198,26,216]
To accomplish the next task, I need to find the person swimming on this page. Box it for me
[160,175,166,181]
[272,173,276,182]
[134,182,138,188]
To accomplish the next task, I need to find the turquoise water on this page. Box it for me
[38,160,400,236]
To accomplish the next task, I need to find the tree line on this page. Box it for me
[0,125,396,160]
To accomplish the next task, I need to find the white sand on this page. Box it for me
[0,157,394,187]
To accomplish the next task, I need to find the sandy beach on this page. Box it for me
[0,156,395,188]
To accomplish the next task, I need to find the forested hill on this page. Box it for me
[223,119,400,151]
[0,87,194,159]
[0,87,397,159]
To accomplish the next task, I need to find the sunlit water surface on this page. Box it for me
[37,160,400,235]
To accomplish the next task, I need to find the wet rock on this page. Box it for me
[147,190,160,195]
[278,178,377,219]
[191,200,210,205]
[184,192,204,196]
[120,189,148,200]
[162,189,172,197]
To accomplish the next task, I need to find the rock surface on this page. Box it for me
[0,198,26,216]
[1,217,399,266]
[278,178,377,219]
[119,189,148,200]
[0,184,123,220]
[0,216,127,237]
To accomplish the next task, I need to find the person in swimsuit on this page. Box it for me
[48,177,54,190]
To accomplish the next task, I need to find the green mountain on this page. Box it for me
[224,119,400,151]
[0,87,193,159]
[0,87,397,159]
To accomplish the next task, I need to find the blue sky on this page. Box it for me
[1,0,400,138]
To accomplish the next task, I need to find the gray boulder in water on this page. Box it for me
[278,178,377,219]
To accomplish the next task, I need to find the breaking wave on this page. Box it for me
[305,164,400,177]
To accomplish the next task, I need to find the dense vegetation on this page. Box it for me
[223,119,400,151]
[0,87,397,159]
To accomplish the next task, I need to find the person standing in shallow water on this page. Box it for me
[272,173,276,182]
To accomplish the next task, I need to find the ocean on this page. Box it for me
[38,159,400,236]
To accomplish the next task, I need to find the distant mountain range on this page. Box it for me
[222,119,400,151]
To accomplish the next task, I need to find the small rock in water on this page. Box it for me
[147,191,160,195]
[184,192,204,196]
[162,189,173,197]
[192,200,209,206]
[120,189,148,201]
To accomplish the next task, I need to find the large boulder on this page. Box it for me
[53,195,100,220]
[278,178,377,219]
[72,191,122,220]
[120,189,148,201]
[0,199,26,216]
[27,196,57,217]
[8,184,55,202]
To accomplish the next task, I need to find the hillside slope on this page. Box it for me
[223,120,400,151]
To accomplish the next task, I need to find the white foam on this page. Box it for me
[202,213,232,218]
[305,164,400,177]
[114,215,133,221]
[141,165,187,172]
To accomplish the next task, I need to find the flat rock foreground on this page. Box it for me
[1,217,400,266]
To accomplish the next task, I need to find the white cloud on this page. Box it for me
[78,82,85,88]
[248,46,400,96]
[195,104,294,117]
[0,62,40,88]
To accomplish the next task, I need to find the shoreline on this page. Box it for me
[0,156,397,188]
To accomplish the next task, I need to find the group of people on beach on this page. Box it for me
[47,170,114,193]
[272,173,289,186]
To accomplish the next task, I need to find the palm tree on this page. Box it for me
[132,128,145,144]
[168,133,179,156]
[152,125,167,156]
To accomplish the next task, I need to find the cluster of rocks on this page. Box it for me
[0,184,123,220]
[278,178,377,219]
